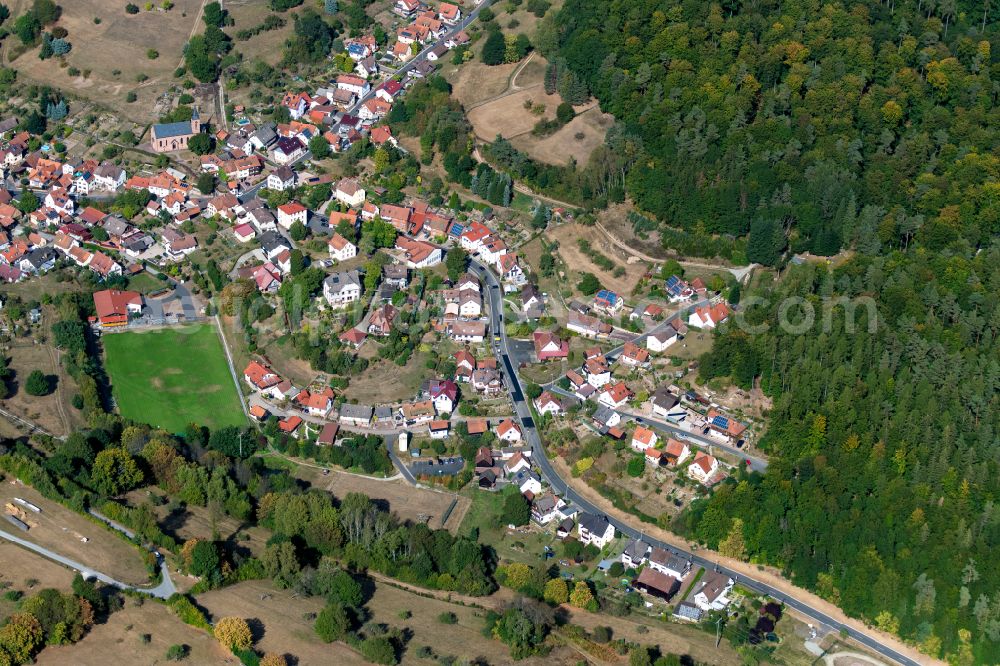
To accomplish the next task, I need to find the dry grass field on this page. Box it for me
[197,580,351,666]
[511,105,614,166]
[0,540,76,595]
[444,59,521,108]
[36,598,230,666]
[555,223,649,296]
[455,51,610,166]
[7,0,205,123]
[2,336,83,437]
[467,86,563,140]
[0,481,152,586]
[225,0,299,67]
[293,467,471,533]
[343,349,432,404]
[198,579,581,666]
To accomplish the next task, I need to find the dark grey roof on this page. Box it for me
[324,270,361,295]
[651,387,679,410]
[340,403,373,420]
[22,247,58,268]
[258,231,291,255]
[623,538,649,561]
[592,405,617,425]
[578,513,611,536]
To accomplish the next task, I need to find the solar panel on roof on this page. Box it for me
[712,415,729,428]
[666,276,679,288]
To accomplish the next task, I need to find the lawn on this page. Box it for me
[102,324,246,433]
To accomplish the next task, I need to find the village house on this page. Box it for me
[635,568,681,602]
[471,367,503,397]
[621,539,650,568]
[428,379,458,414]
[92,289,143,328]
[584,355,611,388]
[327,233,358,262]
[453,350,476,382]
[277,202,308,230]
[531,493,566,525]
[259,231,292,261]
[534,391,564,416]
[663,438,691,466]
[688,302,731,329]
[160,228,198,261]
[630,426,658,453]
[448,320,486,343]
[438,1,461,24]
[428,420,450,439]
[512,469,542,496]
[495,418,522,443]
[323,270,362,308]
[333,178,365,207]
[340,404,374,427]
[648,547,691,580]
[567,311,612,338]
[400,400,435,426]
[318,422,340,446]
[692,571,735,611]
[706,409,748,442]
[593,289,624,315]
[533,330,569,361]
[243,360,281,391]
[598,382,634,409]
[272,136,306,165]
[233,223,257,244]
[687,451,720,485]
[578,513,615,549]
[619,342,650,368]
[279,415,304,437]
[267,165,296,191]
[651,387,687,421]
[376,80,403,104]
[368,303,398,336]
[647,323,681,352]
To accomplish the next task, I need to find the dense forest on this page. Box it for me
[538,0,999,256]
[684,245,1000,661]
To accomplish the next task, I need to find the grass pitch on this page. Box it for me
[102,324,246,433]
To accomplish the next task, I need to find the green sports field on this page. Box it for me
[102,324,246,433]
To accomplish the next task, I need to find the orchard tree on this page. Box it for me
[214,616,253,651]
[314,602,351,642]
[91,447,143,496]
[543,578,568,604]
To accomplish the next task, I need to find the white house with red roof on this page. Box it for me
[687,451,719,485]
[327,233,357,262]
[336,74,370,97]
[631,426,658,453]
[534,391,564,416]
[688,302,731,329]
[244,361,280,391]
[495,418,522,443]
[438,1,461,24]
[429,379,459,414]
[598,382,634,409]
[376,80,403,103]
[233,223,256,243]
[533,331,569,361]
[277,202,308,229]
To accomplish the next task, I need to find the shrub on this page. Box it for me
[165,644,189,660]
[214,616,253,651]
[437,612,457,624]
[125,4,140,14]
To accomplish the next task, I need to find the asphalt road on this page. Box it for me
[469,259,918,666]
[0,528,176,599]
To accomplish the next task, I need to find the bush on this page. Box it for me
[165,644,190,660]
[592,625,612,643]
[437,612,457,624]
[125,3,139,14]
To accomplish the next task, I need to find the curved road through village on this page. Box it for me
[468,259,922,666]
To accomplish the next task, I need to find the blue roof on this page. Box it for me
[711,415,729,429]
[152,120,195,139]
